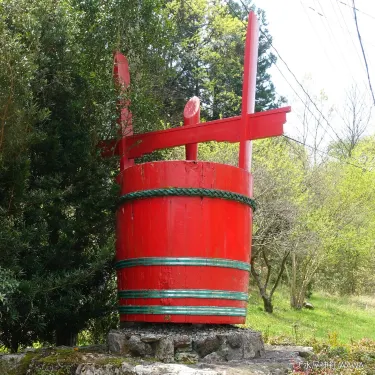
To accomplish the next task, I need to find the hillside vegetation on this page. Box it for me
[245,289,375,344]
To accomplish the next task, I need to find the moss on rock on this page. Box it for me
[0,347,135,375]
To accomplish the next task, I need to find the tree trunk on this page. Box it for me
[10,338,19,353]
[56,328,78,347]
[262,295,273,313]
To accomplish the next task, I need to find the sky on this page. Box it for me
[254,0,375,146]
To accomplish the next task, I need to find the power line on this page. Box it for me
[231,0,349,148]
[208,1,373,174]
[300,1,339,73]
[328,0,370,73]
[311,0,365,88]
[305,0,374,101]
[300,0,373,110]
[302,1,375,49]
[336,0,375,20]
[225,0,372,163]
[273,63,331,141]
[351,0,375,107]
[283,135,371,172]
[301,0,372,105]
[257,28,351,148]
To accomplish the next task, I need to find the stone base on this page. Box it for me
[108,324,265,363]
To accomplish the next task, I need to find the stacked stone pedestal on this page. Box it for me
[108,324,265,363]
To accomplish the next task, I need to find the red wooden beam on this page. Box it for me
[123,106,290,159]
[99,106,290,159]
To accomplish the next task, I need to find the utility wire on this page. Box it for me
[351,0,375,107]
[336,0,375,20]
[303,2,375,48]
[304,0,373,101]
[273,63,330,141]
[226,0,373,164]
[328,0,370,73]
[231,0,350,150]
[260,29,350,149]
[284,135,371,172]
[300,0,371,104]
[314,0,367,90]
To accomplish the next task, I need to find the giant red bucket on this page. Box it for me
[116,160,253,324]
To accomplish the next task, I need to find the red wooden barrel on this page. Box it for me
[116,161,253,324]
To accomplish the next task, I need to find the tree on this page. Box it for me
[0,0,290,349]
[337,85,371,157]
[0,10,43,351]
[168,1,289,312]
[0,0,170,351]
[249,138,307,313]
[158,0,285,125]
[316,136,375,295]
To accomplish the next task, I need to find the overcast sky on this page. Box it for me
[254,0,375,145]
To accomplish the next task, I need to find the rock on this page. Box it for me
[133,363,223,374]
[108,331,127,353]
[155,337,174,362]
[221,347,243,361]
[140,334,161,343]
[303,301,314,310]
[226,333,242,349]
[242,331,264,359]
[201,352,224,363]
[0,342,307,375]
[264,345,313,358]
[109,326,265,362]
[298,347,313,358]
[174,335,192,349]
[175,352,199,363]
[0,353,26,374]
[126,335,153,357]
[77,362,134,374]
[193,335,221,358]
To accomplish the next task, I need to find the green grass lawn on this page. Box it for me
[244,288,375,345]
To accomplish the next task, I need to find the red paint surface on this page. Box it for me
[239,12,259,171]
[113,52,134,173]
[184,96,200,160]
[123,107,290,159]
[99,15,290,165]
[99,106,290,159]
[104,11,292,325]
[117,161,252,323]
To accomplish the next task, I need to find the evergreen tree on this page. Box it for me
[158,0,285,124]
[0,0,168,351]
[0,0,284,351]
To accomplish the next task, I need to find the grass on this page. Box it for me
[244,288,375,345]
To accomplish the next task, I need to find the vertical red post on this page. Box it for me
[113,52,134,172]
[183,96,200,160]
[238,12,259,171]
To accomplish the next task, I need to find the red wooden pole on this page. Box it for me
[238,12,259,171]
[183,96,200,160]
[113,52,134,172]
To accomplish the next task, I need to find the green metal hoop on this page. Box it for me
[118,289,248,301]
[115,257,251,271]
[118,305,246,316]
[118,187,256,211]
